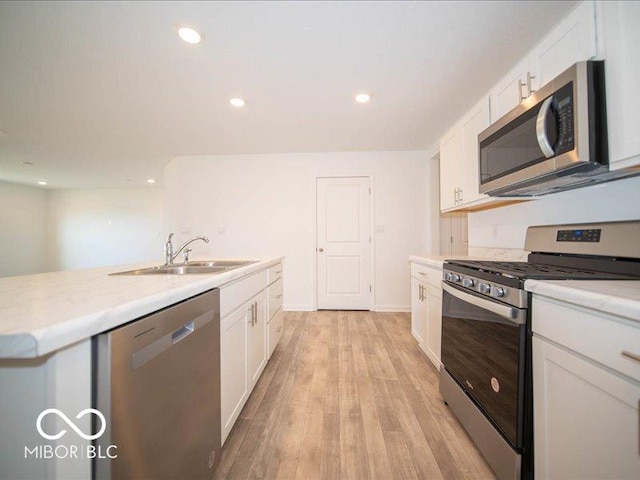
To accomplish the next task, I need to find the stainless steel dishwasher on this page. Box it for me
[95,288,221,479]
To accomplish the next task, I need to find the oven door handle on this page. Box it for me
[442,282,526,325]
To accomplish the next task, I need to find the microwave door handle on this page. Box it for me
[442,282,526,325]
[536,96,555,158]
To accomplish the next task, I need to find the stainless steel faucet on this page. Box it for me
[164,233,209,265]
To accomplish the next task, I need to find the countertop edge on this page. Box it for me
[0,257,284,359]
[525,279,640,323]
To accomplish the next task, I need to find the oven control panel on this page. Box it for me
[556,228,601,242]
[443,270,527,309]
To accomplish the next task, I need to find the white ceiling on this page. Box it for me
[0,0,577,189]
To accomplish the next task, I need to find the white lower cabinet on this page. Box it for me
[267,275,284,359]
[220,262,283,445]
[248,291,267,389]
[532,295,640,479]
[424,283,442,368]
[533,336,640,479]
[221,301,250,444]
[410,276,426,345]
[268,308,284,357]
[410,261,443,370]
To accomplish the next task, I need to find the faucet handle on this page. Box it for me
[166,232,174,244]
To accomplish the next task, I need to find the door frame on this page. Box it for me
[313,175,375,311]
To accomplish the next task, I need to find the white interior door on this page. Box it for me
[317,177,371,310]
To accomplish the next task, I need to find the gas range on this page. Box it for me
[444,222,640,308]
[439,221,640,480]
[443,258,640,308]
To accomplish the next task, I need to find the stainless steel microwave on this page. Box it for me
[478,61,632,197]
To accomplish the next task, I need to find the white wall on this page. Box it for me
[468,176,640,249]
[164,151,429,311]
[0,181,49,277]
[47,189,163,271]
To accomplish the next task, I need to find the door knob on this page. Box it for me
[318,248,324,252]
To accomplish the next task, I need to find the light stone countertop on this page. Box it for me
[410,248,530,269]
[525,279,640,322]
[0,257,284,359]
[409,255,479,269]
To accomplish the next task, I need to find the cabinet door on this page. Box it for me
[603,1,640,169]
[439,128,462,211]
[533,1,597,88]
[424,284,442,369]
[533,336,640,479]
[460,98,490,205]
[221,304,250,443]
[410,277,426,344]
[490,57,534,123]
[248,291,267,389]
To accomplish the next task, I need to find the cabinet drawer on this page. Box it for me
[410,262,442,288]
[268,308,284,358]
[533,297,640,382]
[220,270,268,319]
[268,263,283,284]
[268,278,283,321]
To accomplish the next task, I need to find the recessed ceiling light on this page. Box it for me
[230,98,245,108]
[177,27,202,44]
[355,93,372,103]
[147,178,156,184]
[37,181,47,186]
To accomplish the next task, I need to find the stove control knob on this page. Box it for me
[451,274,461,283]
[491,286,506,298]
[445,273,453,282]
[479,283,491,294]
[462,278,475,288]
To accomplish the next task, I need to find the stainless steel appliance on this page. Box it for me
[479,61,637,197]
[95,288,221,479]
[440,221,640,480]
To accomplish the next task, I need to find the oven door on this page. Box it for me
[441,282,527,448]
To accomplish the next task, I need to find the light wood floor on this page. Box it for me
[213,311,495,480]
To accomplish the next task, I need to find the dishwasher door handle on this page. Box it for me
[172,321,195,344]
[131,311,213,370]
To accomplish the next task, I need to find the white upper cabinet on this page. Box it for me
[439,97,490,212]
[489,1,597,126]
[439,128,462,211]
[533,1,597,89]
[460,98,490,205]
[602,1,640,169]
[490,56,537,123]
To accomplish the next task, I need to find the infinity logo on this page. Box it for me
[36,409,106,441]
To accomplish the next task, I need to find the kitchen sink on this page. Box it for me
[184,260,257,268]
[110,260,258,276]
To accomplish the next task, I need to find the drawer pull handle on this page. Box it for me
[276,326,282,333]
[275,270,282,274]
[621,350,640,363]
[275,294,282,299]
[419,272,427,276]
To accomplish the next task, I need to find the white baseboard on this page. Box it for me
[374,305,411,312]
[283,304,315,312]
[282,305,411,313]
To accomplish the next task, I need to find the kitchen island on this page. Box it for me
[0,257,283,480]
